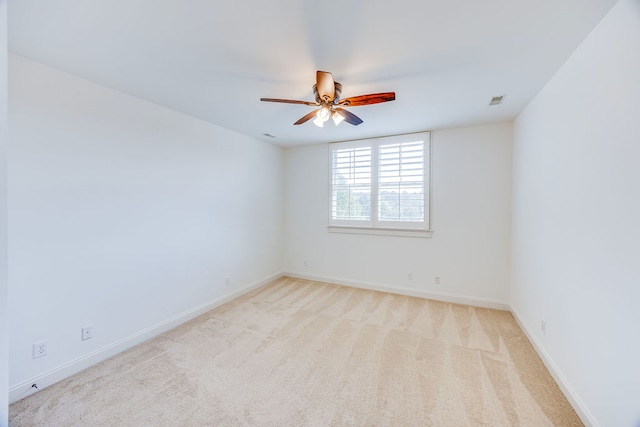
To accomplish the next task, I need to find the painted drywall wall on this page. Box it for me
[8,55,283,398]
[511,0,640,425]
[0,0,8,424]
[283,123,512,307]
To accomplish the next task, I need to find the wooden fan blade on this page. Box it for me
[294,109,320,125]
[316,71,335,102]
[261,98,318,106]
[338,92,396,106]
[334,108,363,126]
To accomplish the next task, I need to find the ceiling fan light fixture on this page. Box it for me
[317,107,330,121]
[331,110,345,126]
[314,106,331,127]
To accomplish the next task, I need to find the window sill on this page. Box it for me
[327,226,433,238]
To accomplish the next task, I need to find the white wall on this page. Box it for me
[0,0,8,424]
[8,55,283,399]
[284,123,512,307]
[511,0,640,425]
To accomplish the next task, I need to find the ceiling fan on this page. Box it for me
[260,71,396,127]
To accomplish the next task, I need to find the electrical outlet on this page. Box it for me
[82,326,93,341]
[33,341,47,359]
[407,271,414,280]
[541,320,546,334]
[225,276,230,286]
[434,276,441,284]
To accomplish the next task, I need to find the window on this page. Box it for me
[329,132,430,235]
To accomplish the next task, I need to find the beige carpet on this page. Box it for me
[10,277,582,426]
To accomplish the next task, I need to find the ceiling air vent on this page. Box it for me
[489,95,505,106]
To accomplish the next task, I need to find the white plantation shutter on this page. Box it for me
[378,140,425,223]
[329,132,429,232]
[331,143,372,224]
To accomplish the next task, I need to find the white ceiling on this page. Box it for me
[9,0,618,147]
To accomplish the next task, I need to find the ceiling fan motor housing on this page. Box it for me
[313,82,342,104]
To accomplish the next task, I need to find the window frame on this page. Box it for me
[328,132,431,237]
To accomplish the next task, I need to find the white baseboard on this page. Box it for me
[509,306,598,427]
[283,270,510,311]
[9,272,282,404]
